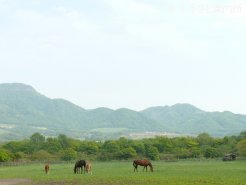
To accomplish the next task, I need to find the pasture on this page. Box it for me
[0,160,245,185]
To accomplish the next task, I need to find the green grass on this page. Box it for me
[0,160,245,185]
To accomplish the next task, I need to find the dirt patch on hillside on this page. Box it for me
[0,179,31,185]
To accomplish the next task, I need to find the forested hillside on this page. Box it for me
[0,83,246,141]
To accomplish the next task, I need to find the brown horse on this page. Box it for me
[133,159,153,172]
[44,164,49,174]
[85,161,92,175]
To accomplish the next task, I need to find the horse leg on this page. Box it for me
[133,163,138,172]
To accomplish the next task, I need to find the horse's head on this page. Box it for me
[149,163,153,172]
[150,166,153,172]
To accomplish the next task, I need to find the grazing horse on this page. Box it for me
[133,159,153,172]
[44,164,49,174]
[85,161,92,175]
[74,160,86,174]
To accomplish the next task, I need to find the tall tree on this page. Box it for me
[237,139,246,156]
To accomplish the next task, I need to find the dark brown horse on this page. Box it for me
[133,159,153,172]
[74,160,86,174]
[44,164,49,174]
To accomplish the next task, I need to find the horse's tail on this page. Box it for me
[133,161,137,168]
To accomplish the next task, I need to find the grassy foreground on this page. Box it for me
[0,160,245,185]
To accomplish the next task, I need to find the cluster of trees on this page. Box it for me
[0,131,245,162]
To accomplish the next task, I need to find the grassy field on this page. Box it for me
[0,160,245,185]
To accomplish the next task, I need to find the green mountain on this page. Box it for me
[141,104,246,136]
[0,83,245,141]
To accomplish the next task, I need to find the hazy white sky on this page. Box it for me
[0,0,246,113]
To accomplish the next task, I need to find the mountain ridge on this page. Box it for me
[0,83,245,141]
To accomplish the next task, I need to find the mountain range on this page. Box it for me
[0,83,245,141]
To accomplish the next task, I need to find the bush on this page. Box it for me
[0,149,12,162]
[119,147,137,159]
[204,147,221,158]
[61,148,77,161]
[31,150,53,161]
[237,139,246,157]
[145,145,159,160]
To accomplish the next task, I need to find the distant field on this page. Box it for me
[0,160,245,185]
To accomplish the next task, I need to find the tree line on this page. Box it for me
[0,131,245,162]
